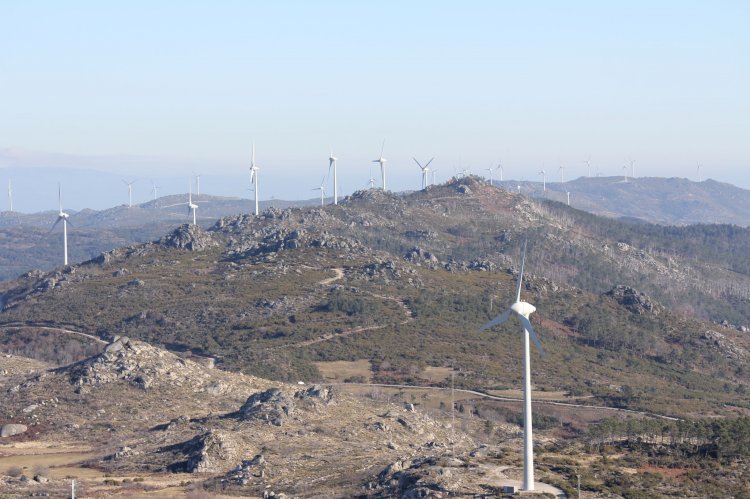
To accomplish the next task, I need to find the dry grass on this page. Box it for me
[420,366,453,382]
[314,359,372,382]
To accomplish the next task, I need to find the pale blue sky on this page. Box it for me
[1,1,748,203]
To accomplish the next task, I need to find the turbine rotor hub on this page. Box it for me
[511,301,536,318]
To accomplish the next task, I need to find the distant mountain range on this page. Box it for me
[498,176,750,226]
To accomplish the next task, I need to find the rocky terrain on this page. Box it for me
[0,337,566,498]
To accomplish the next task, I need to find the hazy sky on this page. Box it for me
[2,1,749,202]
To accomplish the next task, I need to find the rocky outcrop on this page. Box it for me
[67,337,211,391]
[294,384,335,405]
[160,224,217,251]
[0,424,28,438]
[168,430,244,473]
[606,285,662,315]
[239,388,295,426]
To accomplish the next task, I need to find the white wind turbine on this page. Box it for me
[538,169,546,192]
[485,165,495,186]
[164,181,201,225]
[413,157,434,190]
[151,180,160,201]
[122,179,136,208]
[372,140,388,190]
[7,179,12,212]
[51,183,71,266]
[192,172,201,195]
[629,159,635,178]
[368,165,376,189]
[313,176,327,207]
[249,143,260,216]
[583,157,591,177]
[498,161,504,182]
[480,241,543,491]
[697,162,703,182]
[558,164,565,183]
[431,169,438,186]
[328,150,339,205]
[622,163,629,182]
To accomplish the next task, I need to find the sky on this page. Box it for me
[1,1,749,209]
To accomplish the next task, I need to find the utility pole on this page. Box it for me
[577,473,581,499]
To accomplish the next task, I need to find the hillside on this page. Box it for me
[0,194,320,282]
[2,178,750,496]
[2,178,749,418]
[498,176,750,226]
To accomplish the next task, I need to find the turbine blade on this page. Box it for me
[413,157,423,169]
[479,308,512,331]
[424,157,434,168]
[516,239,528,302]
[518,315,545,356]
[49,218,61,233]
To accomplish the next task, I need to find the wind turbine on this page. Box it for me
[498,161,504,182]
[431,169,437,186]
[151,180,160,201]
[328,150,338,205]
[7,179,12,212]
[629,159,635,178]
[51,184,71,266]
[583,157,591,177]
[193,172,201,195]
[538,170,546,192]
[558,164,565,183]
[372,140,387,191]
[566,191,570,206]
[314,176,326,207]
[164,181,201,225]
[249,143,260,216]
[485,165,495,186]
[413,157,434,190]
[622,163,629,182]
[368,165,376,189]
[480,241,543,491]
[697,162,702,182]
[122,179,136,208]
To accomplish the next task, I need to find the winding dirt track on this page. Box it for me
[0,323,107,344]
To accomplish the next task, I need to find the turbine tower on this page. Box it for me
[413,157,434,190]
[538,170,546,192]
[151,180,160,201]
[193,172,201,195]
[622,163,629,182]
[249,143,260,216]
[485,165,495,186]
[314,176,326,207]
[697,162,702,182]
[498,161,504,182]
[7,179,12,212]
[328,150,338,205]
[629,159,635,178]
[583,157,591,177]
[368,165,375,189]
[122,179,136,208]
[558,164,565,183]
[480,241,543,491]
[163,181,201,225]
[431,169,437,186]
[372,140,387,191]
[51,184,70,266]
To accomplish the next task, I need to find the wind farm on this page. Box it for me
[1,2,748,497]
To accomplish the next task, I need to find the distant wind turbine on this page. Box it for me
[538,170,546,192]
[697,162,702,182]
[368,165,376,189]
[566,191,570,206]
[583,157,591,177]
[413,157,434,190]
[122,179,136,208]
[629,159,635,178]
[480,240,544,491]
[485,165,495,186]
[622,163,629,182]
[163,181,202,225]
[431,169,437,186]
[249,143,260,216]
[558,164,565,183]
[151,180,160,201]
[193,172,201,195]
[51,183,71,266]
[328,150,338,205]
[498,161,504,182]
[372,140,388,191]
[313,176,327,207]
[7,179,12,212]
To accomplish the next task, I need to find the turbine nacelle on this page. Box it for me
[511,301,536,317]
